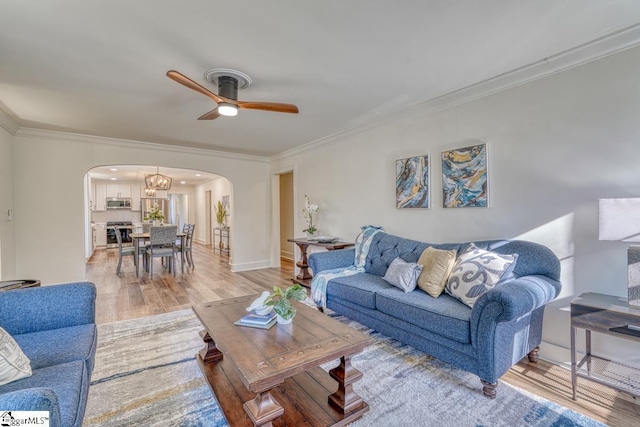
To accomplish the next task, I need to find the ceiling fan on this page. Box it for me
[166,68,299,120]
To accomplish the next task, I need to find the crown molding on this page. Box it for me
[272,23,640,162]
[14,127,269,163]
[0,108,19,135]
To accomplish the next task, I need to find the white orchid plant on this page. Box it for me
[302,195,319,235]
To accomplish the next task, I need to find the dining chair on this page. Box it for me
[114,226,135,274]
[145,226,178,277]
[176,224,196,268]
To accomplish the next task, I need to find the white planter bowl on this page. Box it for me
[276,314,293,325]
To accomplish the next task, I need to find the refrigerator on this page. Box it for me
[141,198,170,223]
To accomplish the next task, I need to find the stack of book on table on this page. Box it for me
[234,309,277,329]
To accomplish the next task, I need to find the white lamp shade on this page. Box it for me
[599,198,640,242]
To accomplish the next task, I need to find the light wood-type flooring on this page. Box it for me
[86,242,640,426]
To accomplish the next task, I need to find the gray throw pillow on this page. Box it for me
[445,244,516,308]
[0,326,32,386]
[383,257,423,293]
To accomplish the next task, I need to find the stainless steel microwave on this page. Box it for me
[106,198,132,209]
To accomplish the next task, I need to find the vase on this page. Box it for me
[306,232,316,240]
[153,220,162,226]
[276,314,293,325]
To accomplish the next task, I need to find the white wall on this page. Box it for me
[0,126,16,279]
[271,45,640,365]
[194,177,232,246]
[12,130,271,283]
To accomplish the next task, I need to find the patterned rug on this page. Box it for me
[84,308,606,427]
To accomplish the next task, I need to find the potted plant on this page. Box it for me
[144,202,165,226]
[265,284,307,324]
[302,195,319,239]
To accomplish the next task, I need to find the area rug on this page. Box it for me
[84,308,606,427]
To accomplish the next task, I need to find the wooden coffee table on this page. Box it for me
[192,295,373,427]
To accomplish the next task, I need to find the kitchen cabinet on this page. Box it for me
[131,185,142,211]
[106,184,131,198]
[93,223,107,248]
[94,184,107,211]
[154,190,168,199]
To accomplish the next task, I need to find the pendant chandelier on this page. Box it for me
[145,167,172,191]
[144,188,156,196]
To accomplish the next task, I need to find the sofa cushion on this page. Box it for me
[417,247,457,297]
[375,288,472,344]
[0,326,32,386]
[383,257,422,293]
[0,360,87,427]
[327,273,393,309]
[446,244,516,308]
[13,324,97,373]
[364,233,430,277]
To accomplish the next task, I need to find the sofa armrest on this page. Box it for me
[472,276,560,323]
[471,275,560,342]
[0,282,97,335]
[0,388,62,427]
[308,249,355,274]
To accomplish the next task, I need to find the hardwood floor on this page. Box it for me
[86,243,640,426]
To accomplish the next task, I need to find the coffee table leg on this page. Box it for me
[328,355,364,414]
[199,330,223,363]
[243,390,284,427]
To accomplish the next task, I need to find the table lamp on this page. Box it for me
[599,198,640,308]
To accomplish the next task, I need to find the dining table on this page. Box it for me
[130,231,187,276]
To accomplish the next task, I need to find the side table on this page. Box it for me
[213,227,230,256]
[570,292,640,400]
[0,280,41,292]
[287,238,354,288]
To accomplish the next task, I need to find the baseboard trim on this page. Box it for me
[230,260,272,272]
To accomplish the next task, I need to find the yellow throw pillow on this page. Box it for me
[417,247,457,297]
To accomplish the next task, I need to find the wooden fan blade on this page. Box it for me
[198,108,221,120]
[166,70,223,104]
[237,101,299,114]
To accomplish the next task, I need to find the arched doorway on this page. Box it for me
[84,165,232,260]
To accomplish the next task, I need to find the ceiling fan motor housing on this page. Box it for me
[218,76,238,100]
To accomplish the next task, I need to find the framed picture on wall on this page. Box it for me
[396,155,430,209]
[441,143,488,208]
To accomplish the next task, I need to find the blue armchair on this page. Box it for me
[0,282,97,427]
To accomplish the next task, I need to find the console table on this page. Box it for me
[213,227,230,256]
[287,238,354,288]
[570,292,640,400]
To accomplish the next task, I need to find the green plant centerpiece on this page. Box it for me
[265,284,307,324]
[214,200,228,227]
[144,202,165,224]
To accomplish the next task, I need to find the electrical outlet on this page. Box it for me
[7,209,13,221]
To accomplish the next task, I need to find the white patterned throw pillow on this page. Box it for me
[446,244,516,308]
[0,326,32,386]
[383,257,423,293]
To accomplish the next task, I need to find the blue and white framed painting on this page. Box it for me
[441,143,488,208]
[396,155,430,209]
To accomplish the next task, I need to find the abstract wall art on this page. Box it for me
[396,155,430,209]
[441,143,488,208]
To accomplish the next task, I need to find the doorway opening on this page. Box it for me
[84,165,232,260]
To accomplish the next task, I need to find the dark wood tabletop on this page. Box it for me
[192,294,372,426]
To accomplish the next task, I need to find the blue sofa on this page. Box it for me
[0,282,97,427]
[308,233,561,398]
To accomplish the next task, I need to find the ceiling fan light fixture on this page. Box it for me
[218,103,238,117]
